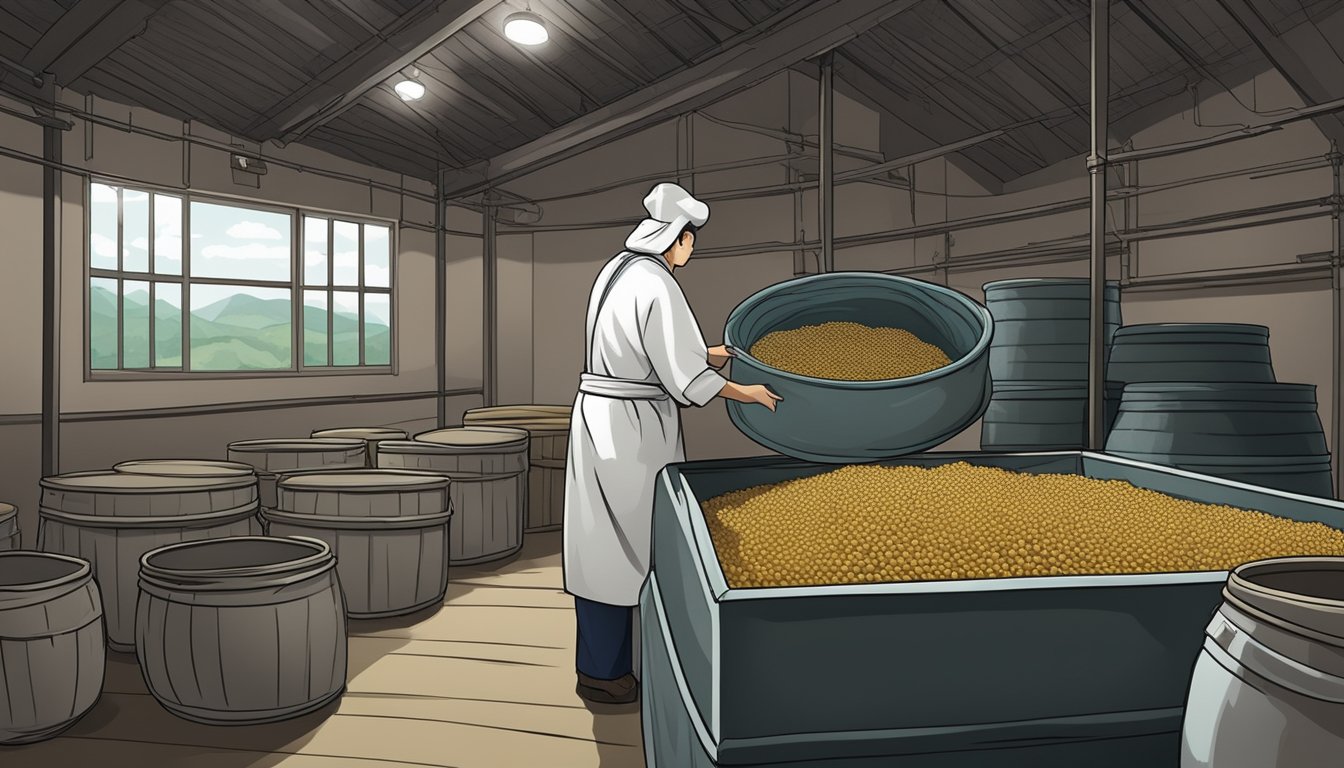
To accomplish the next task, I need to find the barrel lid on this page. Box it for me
[0,502,14,519]
[463,405,571,418]
[461,413,570,432]
[983,278,1121,293]
[1113,323,1269,338]
[227,437,365,452]
[279,469,450,492]
[40,469,254,493]
[412,426,530,448]
[992,381,1124,398]
[311,427,408,440]
[114,459,256,478]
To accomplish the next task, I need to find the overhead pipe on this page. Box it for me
[1108,93,1344,165]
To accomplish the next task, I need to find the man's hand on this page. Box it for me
[708,344,735,369]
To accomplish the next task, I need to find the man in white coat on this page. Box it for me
[563,182,781,705]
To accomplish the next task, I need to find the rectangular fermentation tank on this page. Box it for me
[644,451,1344,766]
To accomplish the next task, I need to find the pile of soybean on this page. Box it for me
[703,463,1344,588]
[748,321,950,380]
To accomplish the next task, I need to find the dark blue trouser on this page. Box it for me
[575,597,633,680]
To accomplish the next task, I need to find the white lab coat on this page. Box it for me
[562,251,726,607]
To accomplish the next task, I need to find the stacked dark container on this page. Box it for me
[980,278,1123,451]
[1103,323,1334,498]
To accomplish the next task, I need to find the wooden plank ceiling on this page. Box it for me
[0,0,1340,186]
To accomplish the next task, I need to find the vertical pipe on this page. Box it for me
[42,119,62,477]
[819,51,835,273]
[1330,143,1341,497]
[1087,0,1110,451]
[483,202,498,408]
[435,170,447,428]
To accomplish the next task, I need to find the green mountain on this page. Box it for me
[89,284,388,370]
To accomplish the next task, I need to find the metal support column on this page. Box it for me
[1087,0,1110,451]
[1330,142,1342,497]
[819,50,835,273]
[435,171,447,428]
[42,114,62,477]
[483,202,498,408]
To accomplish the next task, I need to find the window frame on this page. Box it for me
[84,178,399,381]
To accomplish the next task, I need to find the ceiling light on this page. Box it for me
[504,11,548,45]
[394,78,425,101]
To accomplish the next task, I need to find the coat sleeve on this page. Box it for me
[639,267,727,407]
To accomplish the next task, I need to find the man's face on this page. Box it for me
[668,231,695,268]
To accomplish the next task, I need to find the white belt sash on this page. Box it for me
[578,373,669,401]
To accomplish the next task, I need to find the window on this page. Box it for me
[87,181,394,375]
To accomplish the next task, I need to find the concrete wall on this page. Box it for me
[488,66,1341,485]
[0,91,484,545]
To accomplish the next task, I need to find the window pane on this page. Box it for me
[332,290,360,366]
[123,280,150,368]
[304,291,328,366]
[363,225,390,288]
[123,190,149,273]
[304,216,328,286]
[190,202,292,282]
[364,293,390,366]
[90,277,118,369]
[332,221,359,286]
[155,282,182,367]
[90,183,118,270]
[154,194,183,275]
[189,284,292,370]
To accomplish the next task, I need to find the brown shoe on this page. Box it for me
[576,672,639,704]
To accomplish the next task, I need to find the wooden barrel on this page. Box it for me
[1108,323,1276,384]
[377,427,529,565]
[227,438,366,509]
[1182,557,1344,765]
[310,427,408,468]
[265,469,452,618]
[0,502,17,550]
[1105,382,1334,497]
[136,536,346,725]
[37,472,261,652]
[462,405,571,532]
[981,381,1123,451]
[983,278,1122,383]
[0,551,106,744]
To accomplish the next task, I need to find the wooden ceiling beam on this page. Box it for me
[1213,0,1344,146]
[440,0,921,199]
[19,0,169,88]
[246,0,498,145]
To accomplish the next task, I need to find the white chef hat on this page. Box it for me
[624,182,710,255]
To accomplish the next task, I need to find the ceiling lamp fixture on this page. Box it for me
[394,68,425,101]
[504,11,548,46]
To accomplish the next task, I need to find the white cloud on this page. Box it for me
[226,221,284,241]
[332,293,360,314]
[91,233,117,260]
[90,184,118,203]
[365,265,390,286]
[201,243,290,262]
[305,221,328,243]
[155,236,184,260]
[123,190,148,204]
[131,237,149,251]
